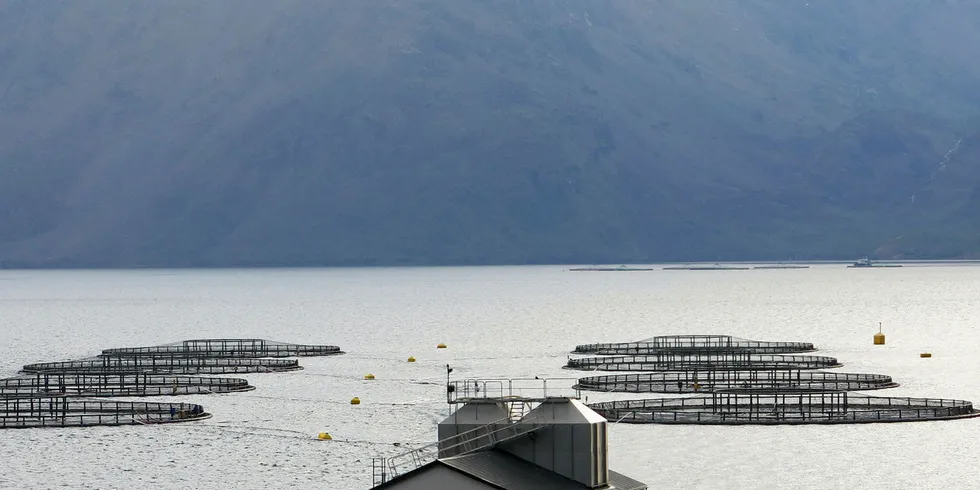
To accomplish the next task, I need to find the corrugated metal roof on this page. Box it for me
[438,451,647,490]
[607,470,648,490]
[440,451,583,489]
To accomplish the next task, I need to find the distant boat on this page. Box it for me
[848,257,902,268]
[569,264,654,271]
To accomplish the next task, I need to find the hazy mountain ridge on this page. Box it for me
[1,0,979,267]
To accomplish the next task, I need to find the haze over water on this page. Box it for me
[1,265,979,489]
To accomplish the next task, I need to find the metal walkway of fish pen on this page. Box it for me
[0,373,254,397]
[101,338,344,358]
[565,353,841,371]
[588,392,979,424]
[574,335,815,355]
[0,396,210,429]
[22,356,302,375]
[575,370,898,393]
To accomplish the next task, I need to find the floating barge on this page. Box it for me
[589,392,978,425]
[566,353,841,372]
[575,370,898,393]
[574,335,815,355]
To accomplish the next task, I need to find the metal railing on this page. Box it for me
[371,412,548,485]
[574,336,815,355]
[566,353,841,372]
[576,370,896,393]
[447,378,581,404]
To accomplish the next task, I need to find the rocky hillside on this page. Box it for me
[1,0,978,266]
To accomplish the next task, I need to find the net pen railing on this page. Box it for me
[101,339,343,358]
[589,393,976,424]
[574,339,815,355]
[0,373,252,397]
[0,397,210,429]
[566,353,841,372]
[22,357,301,375]
[576,370,897,393]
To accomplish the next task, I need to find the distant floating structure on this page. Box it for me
[848,257,903,268]
[663,263,750,270]
[589,392,978,424]
[574,335,815,355]
[569,264,654,271]
[566,353,841,371]
[753,263,810,269]
[575,370,898,393]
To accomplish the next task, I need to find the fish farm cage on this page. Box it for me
[575,370,898,393]
[2,337,342,430]
[574,335,815,355]
[0,396,210,429]
[101,338,344,358]
[0,373,254,397]
[21,356,302,375]
[588,392,979,424]
[565,353,841,372]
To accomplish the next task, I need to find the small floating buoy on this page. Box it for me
[407,356,416,362]
[364,374,376,380]
[920,353,932,358]
[350,397,361,405]
[874,322,885,345]
[437,343,447,349]
[317,432,332,440]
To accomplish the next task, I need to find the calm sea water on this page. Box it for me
[1,266,979,489]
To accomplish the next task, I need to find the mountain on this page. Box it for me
[1,0,979,267]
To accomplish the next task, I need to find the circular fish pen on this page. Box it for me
[22,356,301,375]
[589,392,979,424]
[0,395,210,429]
[0,373,254,397]
[102,338,344,358]
[574,335,815,355]
[566,353,841,372]
[575,370,898,393]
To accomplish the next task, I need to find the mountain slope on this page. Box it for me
[1,0,979,266]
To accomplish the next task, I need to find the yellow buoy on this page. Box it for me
[407,356,416,362]
[364,374,376,380]
[874,322,885,345]
[317,432,332,440]
[920,352,932,358]
[350,397,361,405]
[437,343,447,349]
